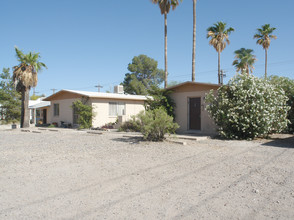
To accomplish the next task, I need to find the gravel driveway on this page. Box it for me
[0,128,294,219]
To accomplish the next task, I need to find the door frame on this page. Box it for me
[187,97,201,130]
[42,109,47,124]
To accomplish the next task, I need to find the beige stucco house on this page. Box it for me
[43,89,150,128]
[167,81,220,135]
[29,98,51,125]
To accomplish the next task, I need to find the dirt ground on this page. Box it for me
[0,128,294,219]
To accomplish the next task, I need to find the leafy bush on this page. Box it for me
[0,68,21,123]
[145,85,176,118]
[101,122,116,129]
[268,75,294,133]
[205,74,290,140]
[136,107,179,141]
[118,116,141,132]
[72,99,94,129]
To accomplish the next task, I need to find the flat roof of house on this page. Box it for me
[29,98,51,109]
[29,101,51,109]
[44,89,152,101]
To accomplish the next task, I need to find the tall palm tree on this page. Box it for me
[207,21,234,84]
[253,24,277,79]
[13,47,47,128]
[152,0,182,88]
[232,48,257,75]
[192,0,197,82]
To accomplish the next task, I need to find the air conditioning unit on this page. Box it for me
[114,85,124,94]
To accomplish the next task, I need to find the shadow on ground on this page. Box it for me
[262,135,294,148]
[111,136,143,144]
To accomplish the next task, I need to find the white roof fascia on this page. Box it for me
[63,89,153,101]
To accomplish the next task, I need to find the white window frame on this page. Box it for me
[109,102,126,116]
[54,103,59,116]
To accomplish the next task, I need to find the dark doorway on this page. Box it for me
[189,97,201,130]
[43,109,47,124]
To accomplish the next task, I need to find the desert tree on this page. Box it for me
[254,24,277,79]
[13,47,47,128]
[151,0,182,88]
[207,21,234,84]
[232,48,256,75]
[191,0,197,82]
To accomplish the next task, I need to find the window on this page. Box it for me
[54,103,59,116]
[109,102,125,116]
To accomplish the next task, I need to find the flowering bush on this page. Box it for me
[268,75,294,133]
[205,74,290,140]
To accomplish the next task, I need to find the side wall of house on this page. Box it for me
[170,90,217,134]
[48,98,77,126]
[91,99,145,127]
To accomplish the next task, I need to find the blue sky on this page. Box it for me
[1,0,293,96]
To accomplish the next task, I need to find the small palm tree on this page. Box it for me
[232,48,257,75]
[151,0,182,88]
[253,24,277,79]
[13,47,47,128]
[192,0,197,82]
[207,21,234,84]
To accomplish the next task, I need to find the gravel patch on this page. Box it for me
[0,129,294,219]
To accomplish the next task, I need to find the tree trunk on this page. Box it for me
[218,51,221,84]
[191,0,196,82]
[164,13,168,88]
[20,87,30,128]
[265,49,268,79]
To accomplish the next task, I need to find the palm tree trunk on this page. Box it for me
[191,0,196,82]
[265,49,268,79]
[164,13,168,88]
[20,87,30,128]
[218,51,221,84]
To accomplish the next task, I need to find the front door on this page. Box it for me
[189,97,201,130]
[43,109,47,124]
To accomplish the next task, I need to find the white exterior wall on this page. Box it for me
[170,91,217,134]
[91,99,145,127]
[48,98,76,126]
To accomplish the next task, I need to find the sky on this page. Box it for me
[1,0,293,96]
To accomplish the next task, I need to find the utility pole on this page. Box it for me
[219,70,226,85]
[95,84,103,92]
[33,88,39,96]
[51,89,57,94]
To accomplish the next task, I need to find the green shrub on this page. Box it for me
[118,116,141,132]
[145,86,176,118]
[205,74,290,140]
[72,99,94,129]
[268,75,294,133]
[136,107,179,141]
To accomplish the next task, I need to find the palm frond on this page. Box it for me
[151,0,181,14]
[232,48,256,74]
[14,46,25,63]
[13,47,47,90]
[206,21,234,53]
[254,24,277,49]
